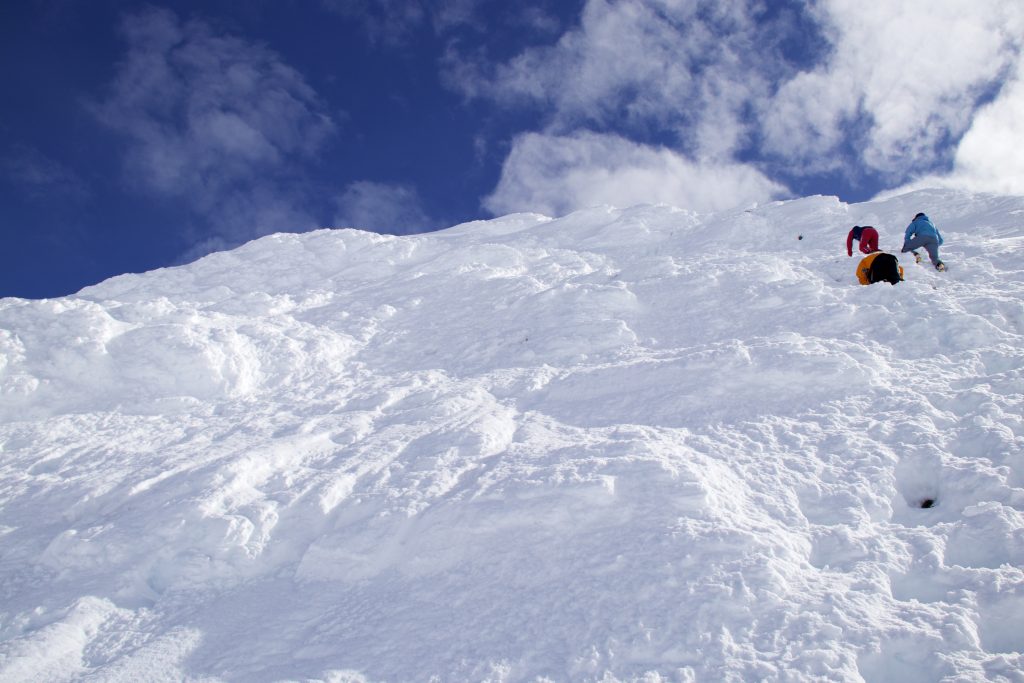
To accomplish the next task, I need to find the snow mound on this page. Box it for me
[1,189,1023,681]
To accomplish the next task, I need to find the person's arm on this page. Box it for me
[847,229,855,257]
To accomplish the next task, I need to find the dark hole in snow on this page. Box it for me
[920,498,935,509]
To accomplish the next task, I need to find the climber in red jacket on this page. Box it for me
[846,225,879,257]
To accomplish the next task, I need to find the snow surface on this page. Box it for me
[1,189,1023,682]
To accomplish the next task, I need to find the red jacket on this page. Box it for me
[847,226,879,256]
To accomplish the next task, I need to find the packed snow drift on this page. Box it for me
[1,189,1023,682]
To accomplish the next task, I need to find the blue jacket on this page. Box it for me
[905,214,943,245]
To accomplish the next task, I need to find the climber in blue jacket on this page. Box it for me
[901,212,945,271]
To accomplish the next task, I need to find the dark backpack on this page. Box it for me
[868,253,902,285]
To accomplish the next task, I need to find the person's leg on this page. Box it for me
[864,233,879,253]
[902,234,927,253]
[903,235,940,265]
[921,237,940,266]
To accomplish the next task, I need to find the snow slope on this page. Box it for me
[1,189,1023,682]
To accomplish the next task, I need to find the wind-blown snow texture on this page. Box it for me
[1,189,1023,682]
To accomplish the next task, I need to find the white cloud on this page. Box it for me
[879,57,1024,197]
[90,7,335,243]
[432,0,485,33]
[456,0,768,158]
[756,69,855,176]
[175,182,319,263]
[334,181,433,235]
[763,0,1024,179]
[513,6,562,35]
[447,0,1024,205]
[949,62,1024,194]
[484,131,786,217]
[441,0,793,216]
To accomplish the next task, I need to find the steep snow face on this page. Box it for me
[1,189,1023,682]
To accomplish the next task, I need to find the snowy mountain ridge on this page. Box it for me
[1,189,1023,682]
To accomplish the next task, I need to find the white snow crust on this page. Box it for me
[1,189,1023,682]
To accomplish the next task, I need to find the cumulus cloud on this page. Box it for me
[446,0,1024,208]
[333,181,434,235]
[764,0,1024,180]
[445,0,784,159]
[89,7,335,245]
[484,131,786,217]
[880,57,1024,197]
[948,61,1024,194]
[445,0,797,213]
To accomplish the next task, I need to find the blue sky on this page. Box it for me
[2,1,1023,299]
